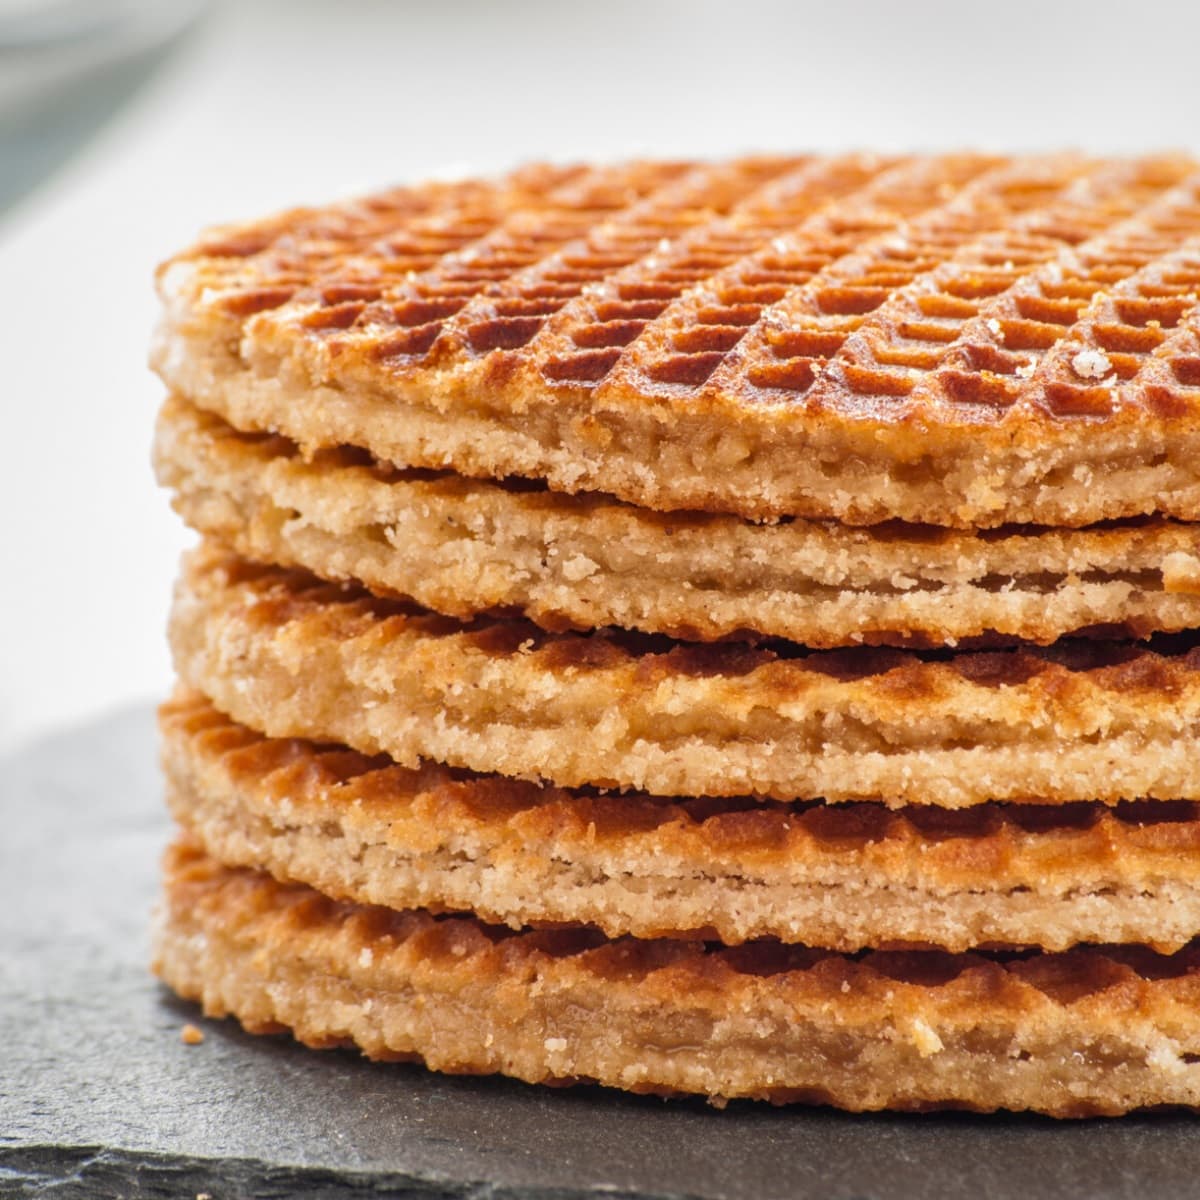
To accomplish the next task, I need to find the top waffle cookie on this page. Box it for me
[153,153,1200,528]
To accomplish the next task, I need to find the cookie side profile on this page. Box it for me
[168,545,1200,806]
[154,842,1200,1116]
[156,396,1200,646]
[161,692,1200,953]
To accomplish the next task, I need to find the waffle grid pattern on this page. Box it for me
[183,154,1200,427]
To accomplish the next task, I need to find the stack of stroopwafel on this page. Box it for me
[151,153,1200,1115]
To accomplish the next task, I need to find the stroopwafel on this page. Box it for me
[169,544,1200,807]
[156,394,1200,647]
[162,691,1200,954]
[152,153,1200,528]
[156,841,1200,1117]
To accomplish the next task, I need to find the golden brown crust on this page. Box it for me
[155,842,1200,1116]
[152,153,1200,527]
[155,396,1200,646]
[161,691,1200,953]
[169,544,1200,806]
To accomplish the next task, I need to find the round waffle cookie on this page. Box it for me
[156,841,1200,1116]
[153,153,1200,529]
[163,691,1200,954]
[157,395,1200,647]
[170,544,1200,808]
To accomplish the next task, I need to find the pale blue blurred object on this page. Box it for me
[0,0,204,216]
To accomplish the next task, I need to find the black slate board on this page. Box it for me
[5,706,1200,1199]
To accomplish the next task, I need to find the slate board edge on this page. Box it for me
[0,1144,708,1200]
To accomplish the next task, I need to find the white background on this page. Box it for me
[3,0,1200,754]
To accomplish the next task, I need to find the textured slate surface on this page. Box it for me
[4,706,1200,1199]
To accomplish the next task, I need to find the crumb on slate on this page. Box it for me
[181,1022,205,1045]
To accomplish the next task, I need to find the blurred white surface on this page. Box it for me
[3,0,1200,753]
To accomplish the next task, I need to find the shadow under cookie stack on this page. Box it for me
[151,153,1200,1116]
